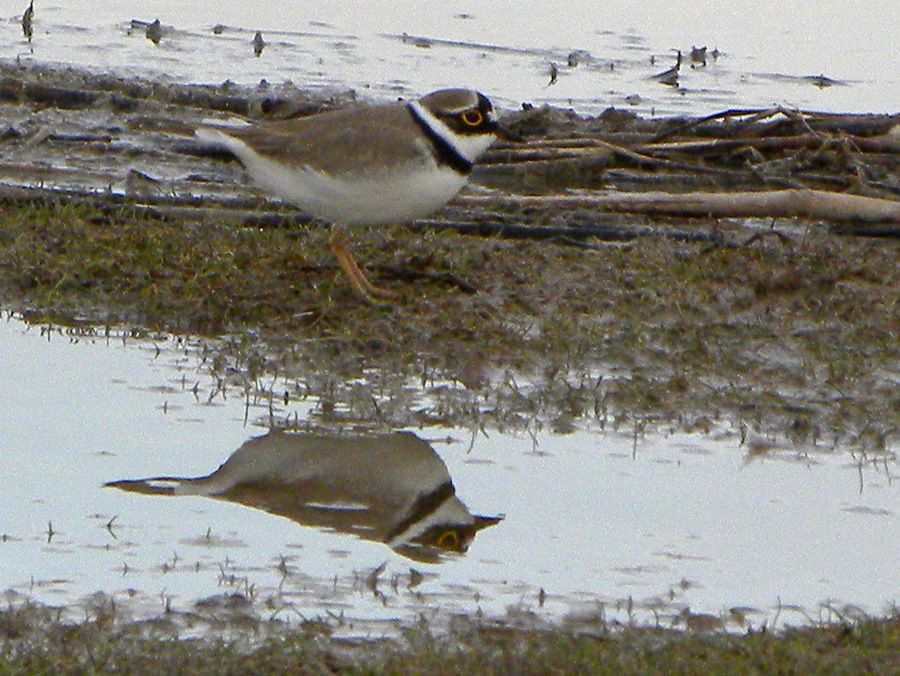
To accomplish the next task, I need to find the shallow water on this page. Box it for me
[1,316,896,635]
[4,1,898,116]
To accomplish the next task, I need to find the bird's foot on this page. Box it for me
[329,227,399,305]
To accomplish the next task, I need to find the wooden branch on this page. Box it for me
[650,107,900,143]
[493,131,899,161]
[638,134,899,158]
[650,107,783,142]
[483,141,767,183]
[634,134,825,156]
[484,146,610,163]
[405,220,721,244]
[459,189,900,224]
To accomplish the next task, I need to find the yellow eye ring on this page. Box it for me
[436,530,460,549]
[461,110,484,127]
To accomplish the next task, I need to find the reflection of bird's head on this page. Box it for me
[384,479,502,562]
[395,515,504,563]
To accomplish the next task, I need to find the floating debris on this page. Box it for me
[652,49,681,86]
[408,568,425,589]
[22,0,34,42]
[566,49,591,68]
[547,62,558,86]
[146,19,162,46]
[252,31,265,57]
[400,32,432,49]
[807,74,842,88]
[566,50,590,67]
[690,45,707,68]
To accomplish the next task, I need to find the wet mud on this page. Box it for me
[0,64,897,446]
[0,64,897,644]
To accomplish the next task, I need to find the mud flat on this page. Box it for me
[1,602,899,673]
[0,65,898,669]
[1,64,897,445]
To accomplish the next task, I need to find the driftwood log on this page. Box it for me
[460,189,900,224]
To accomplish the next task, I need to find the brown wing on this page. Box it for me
[222,102,432,175]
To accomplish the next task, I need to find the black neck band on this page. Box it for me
[385,481,456,542]
[407,103,473,175]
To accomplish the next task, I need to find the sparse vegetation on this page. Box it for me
[0,201,896,446]
[1,603,898,674]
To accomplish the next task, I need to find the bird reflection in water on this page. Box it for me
[106,430,501,563]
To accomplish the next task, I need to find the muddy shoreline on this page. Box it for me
[1,600,898,673]
[0,63,898,446]
[0,65,898,665]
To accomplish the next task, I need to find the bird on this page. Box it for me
[547,62,559,86]
[652,49,682,86]
[22,0,34,41]
[690,45,707,68]
[106,430,501,562]
[145,19,162,45]
[252,31,265,57]
[196,88,504,303]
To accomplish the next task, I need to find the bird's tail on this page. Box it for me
[104,476,199,496]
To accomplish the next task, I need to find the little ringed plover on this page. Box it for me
[197,88,503,302]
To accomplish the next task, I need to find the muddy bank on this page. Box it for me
[0,64,898,447]
[1,61,898,209]
[2,602,898,674]
[1,200,897,450]
[0,64,898,666]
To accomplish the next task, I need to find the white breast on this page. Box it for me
[198,128,469,225]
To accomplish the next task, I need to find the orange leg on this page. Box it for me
[328,226,399,304]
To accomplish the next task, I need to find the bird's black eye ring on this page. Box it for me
[461,110,484,127]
